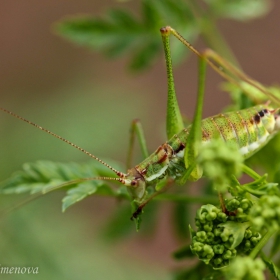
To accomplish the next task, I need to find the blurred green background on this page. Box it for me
[1,0,280,279]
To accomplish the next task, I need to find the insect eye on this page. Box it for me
[258,110,265,117]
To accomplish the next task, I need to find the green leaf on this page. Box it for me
[204,0,271,21]
[173,202,190,239]
[153,0,195,26]
[261,254,280,280]
[102,204,136,240]
[189,224,196,239]
[173,244,194,260]
[55,1,199,71]
[270,233,280,258]
[0,160,127,211]
[107,9,139,29]
[142,0,161,29]
[129,40,160,70]
[62,181,114,211]
[173,261,214,280]
[218,221,250,249]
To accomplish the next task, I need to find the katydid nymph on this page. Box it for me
[1,26,280,220]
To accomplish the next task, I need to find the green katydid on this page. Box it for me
[1,26,280,220]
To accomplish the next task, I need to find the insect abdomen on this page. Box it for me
[172,105,271,158]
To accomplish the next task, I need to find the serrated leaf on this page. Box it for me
[270,233,280,258]
[153,0,195,25]
[107,9,139,29]
[56,18,111,47]
[261,254,280,280]
[142,0,162,29]
[62,181,106,211]
[129,40,160,70]
[0,160,126,211]
[55,1,199,71]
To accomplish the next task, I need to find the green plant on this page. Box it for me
[1,1,280,279]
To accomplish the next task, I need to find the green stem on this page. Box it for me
[249,227,277,259]
[154,193,218,204]
[242,164,261,180]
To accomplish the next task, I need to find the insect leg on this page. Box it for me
[202,49,280,106]
[181,57,207,183]
[126,119,149,169]
[160,26,207,182]
[161,26,280,106]
[160,27,184,139]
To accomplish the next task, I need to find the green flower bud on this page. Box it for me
[213,244,224,254]
[214,227,223,237]
[245,240,251,249]
[213,257,223,265]
[206,212,217,221]
[250,195,280,230]
[200,212,207,223]
[228,236,234,244]
[217,212,227,222]
[225,257,265,280]
[220,229,231,242]
[192,242,204,253]
[203,222,213,232]
[251,235,261,245]
[244,229,252,239]
[206,232,215,243]
[223,250,232,260]
[195,220,202,229]
[240,199,251,210]
[190,202,261,269]
[262,208,275,219]
[231,248,237,258]
[203,244,213,254]
[237,207,243,214]
[226,198,240,211]
[196,231,207,242]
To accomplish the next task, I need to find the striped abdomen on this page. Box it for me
[170,105,275,159]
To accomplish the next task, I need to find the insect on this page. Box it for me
[1,26,280,220]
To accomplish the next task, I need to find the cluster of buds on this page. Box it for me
[190,197,261,269]
[225,256,265,280]
[250,195,280,231]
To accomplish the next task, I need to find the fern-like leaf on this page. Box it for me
[0,160,128,211]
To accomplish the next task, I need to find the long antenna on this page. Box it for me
[0,107,126,178]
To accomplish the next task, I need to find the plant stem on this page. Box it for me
[241,164,261,180]
[218,192,226,213]
[154,193,218,204]
[249,227,277,259]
